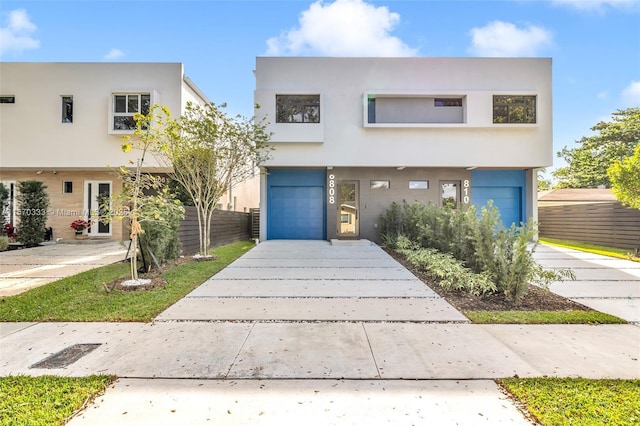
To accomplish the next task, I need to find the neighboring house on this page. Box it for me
[254,57,552,242]
[538,188,640,250]
[0,62,256,243]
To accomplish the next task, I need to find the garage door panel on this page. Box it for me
[269,186,324,239]
[473,186,522,227]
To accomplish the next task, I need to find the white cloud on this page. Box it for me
[468,21,553,57]
[621,80,640,104]
[104,48,124,60]
[552,0,639,11]
[0,9,40,55]
[265,0,417,57]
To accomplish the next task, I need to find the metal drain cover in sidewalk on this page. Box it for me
[30,343,101,369]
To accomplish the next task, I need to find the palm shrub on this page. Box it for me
[16,181,50,247]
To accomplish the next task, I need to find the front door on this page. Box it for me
[85,181,112,236]
[337,181,359,238]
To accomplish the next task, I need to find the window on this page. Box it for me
[276,95,320,123]
[409,180,429,189]
[63,181,73,194]
[370,180,390,189]
[0,96,15,103]
[112,93,150,130]
[340,213,352,224]
[366,94,465,125]
[441,181,460,209]
[62,96,73,123]
[434,98,462,107]
[493,95,536,124]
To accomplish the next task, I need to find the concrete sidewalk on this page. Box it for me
[1,240,639,425]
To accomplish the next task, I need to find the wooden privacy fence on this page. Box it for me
[178,207,251,255]
[538,202,640,251]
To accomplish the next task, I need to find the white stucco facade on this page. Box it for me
[0,62,241,242]
[0,62,198,170]
[254,57,552,242]
[255,57,552,169]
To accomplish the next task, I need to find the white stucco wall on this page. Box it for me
[0,62,197,170]
[255,57,553,168]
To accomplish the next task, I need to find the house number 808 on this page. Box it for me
[328,174,335,204]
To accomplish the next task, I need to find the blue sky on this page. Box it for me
[1,0,639,178]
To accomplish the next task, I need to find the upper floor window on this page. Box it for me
[0,96,15,103]
[493,95,536,124]
[62,96,73,123]
[112,93,150,130]
[434,98,462,107]
[276,94,320,123]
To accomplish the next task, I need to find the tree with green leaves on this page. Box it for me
[608,142,640,211]
[156,102,271,257]
[553,107,639,188]
[116,106,185,282]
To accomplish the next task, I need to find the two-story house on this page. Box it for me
[254,57,552,242]
[0,62,215,242]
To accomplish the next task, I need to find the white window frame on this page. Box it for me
[108,91,155,134]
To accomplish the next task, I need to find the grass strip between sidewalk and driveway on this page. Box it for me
[0,240,254,322]
[540,238,640,262]
[466,310,627,324]
[0,375,115,426]
[498,378,640,426]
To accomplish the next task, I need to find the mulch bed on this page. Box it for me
[385,248,592,312]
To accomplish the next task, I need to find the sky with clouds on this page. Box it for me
[1,0,638,175]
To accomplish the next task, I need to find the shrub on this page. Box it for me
[396,235,496,296]
[380,201,575,304]
[16,181,50,247]
[0,236,8,251]
[138,187,185,271]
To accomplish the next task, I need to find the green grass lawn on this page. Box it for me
[540,238,640,262]
[466,310,626,324]
[0,375,115,426]
[0,240,254,322]
[498,378,640,426]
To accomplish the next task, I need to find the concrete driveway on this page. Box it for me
[0,240,128,296]
[534,244,640,323]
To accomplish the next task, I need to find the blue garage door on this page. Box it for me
[267,169,326,240]
[471,170,526,227]
[473,186,522,227]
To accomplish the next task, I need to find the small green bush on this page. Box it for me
[0,236,8,251]
[396,236,496,296]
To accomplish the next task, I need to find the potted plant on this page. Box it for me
[70,219,90,237]
[4,223,17,243]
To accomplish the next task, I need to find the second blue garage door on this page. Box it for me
[267,169,326,240]
[471,170,526,227]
